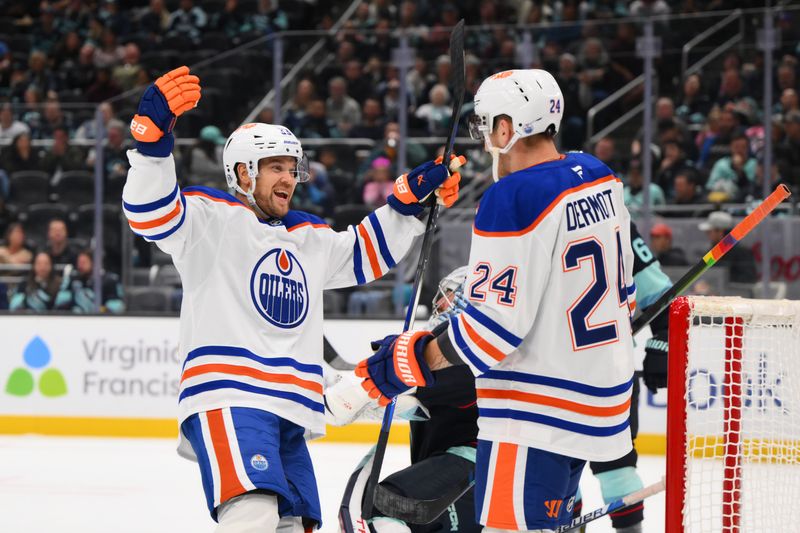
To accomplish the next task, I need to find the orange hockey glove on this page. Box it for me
[130,66,201,157]
[387,154,466,215]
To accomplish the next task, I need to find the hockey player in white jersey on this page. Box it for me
[123,66,464,533]
[354,69,637,533]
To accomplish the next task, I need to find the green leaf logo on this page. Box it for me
[5,368,34,396]
[39,368,68,397]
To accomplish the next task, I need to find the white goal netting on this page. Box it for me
[669,296,800,533]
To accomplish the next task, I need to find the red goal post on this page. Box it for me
[666,296,800,533]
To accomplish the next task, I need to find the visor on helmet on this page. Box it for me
[293,153,311,183]
[468,113,490,141]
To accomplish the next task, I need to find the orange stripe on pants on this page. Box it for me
[487,442,519,529]
[206,409,247,505]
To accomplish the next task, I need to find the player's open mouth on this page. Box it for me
[274,191,290,201]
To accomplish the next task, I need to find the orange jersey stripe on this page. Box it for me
[460,315,505,362]
[206,409,247,504]
[182,364,323,395]
[128,198,182,230]
[487,442,519,529]
[287,221,330,232]
[357,223,382,279]
[477,388,631,417]
[184,190,252,210]
[474,174,619,238]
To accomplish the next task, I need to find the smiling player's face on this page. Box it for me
[239,156,298,218]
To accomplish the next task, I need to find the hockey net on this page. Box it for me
[666,296,800,532]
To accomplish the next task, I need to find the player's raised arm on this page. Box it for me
[122,66,205,257]
[322,155,465,289]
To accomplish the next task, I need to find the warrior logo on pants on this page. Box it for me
[250,248,309,329]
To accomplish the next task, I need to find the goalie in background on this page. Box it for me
[326,266,480,533]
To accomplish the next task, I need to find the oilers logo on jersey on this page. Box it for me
[250,248,308,328]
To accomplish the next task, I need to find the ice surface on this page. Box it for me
[0,436,665,532]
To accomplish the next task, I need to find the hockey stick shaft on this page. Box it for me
[631,184,791,335]
[556,477,666,532]
[360,20,466,520]
[323,335,356,371]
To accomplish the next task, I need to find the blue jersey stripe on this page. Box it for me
[479,407,630,437]
[179,379,324,413]
[627,283,636,295]
[481,370,634,397]
[123,182,179,213]
[450,316,490,374]
[183,185,243,205]
[368,212,396,268]
[351,226,366,285]
[184,345,323,376]
[464,304,523,347]
[135,194,186,241]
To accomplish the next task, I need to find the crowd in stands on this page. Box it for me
[0,0,794,312]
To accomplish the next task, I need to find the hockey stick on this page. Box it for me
[631,184,791,335]
[360,19,466,521]
[324,335,356,371]
[556,477,665,532]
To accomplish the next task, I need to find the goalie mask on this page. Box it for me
[468,69,563,182]
[428,265,470,329]
[222,123,310,218]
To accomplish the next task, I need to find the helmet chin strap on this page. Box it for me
[489,146,501,183]
[484,132,521,182]
[245,190,270,220]
[233,172,270,219]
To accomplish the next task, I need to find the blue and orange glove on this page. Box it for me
[387,154,466,215]
[355,331,435,406]
[130,66,201,157]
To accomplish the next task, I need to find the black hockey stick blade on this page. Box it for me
[324,335,356,371]
[360,19,466,520]
[373,477,474,524]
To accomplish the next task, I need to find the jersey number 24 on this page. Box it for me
[562,230,628,351]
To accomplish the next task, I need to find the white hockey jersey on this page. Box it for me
[122,151,425,449]
[439,152,636,462]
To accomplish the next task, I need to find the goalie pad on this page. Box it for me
[339,448,375,533]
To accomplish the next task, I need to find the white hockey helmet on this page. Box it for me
[223,122,310,192]
[428,265,470,328]
[468,70,563,180]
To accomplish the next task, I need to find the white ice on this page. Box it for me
[0,436,666,532]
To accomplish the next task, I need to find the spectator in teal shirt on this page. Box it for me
[623,158,666,215]
[707,132,757,202]
[56,250,124,314]
[10,252,61,312]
